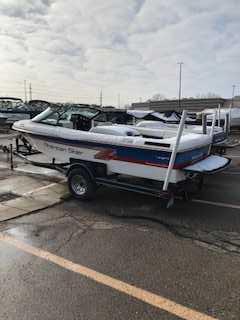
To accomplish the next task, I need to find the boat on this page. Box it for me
[13,104,230,189]
[133,120,227,145]
[127,109,196,124]
[124,109,227,145]
[0,116,8,125]
[0,97,48,124]
[198,108,240,128]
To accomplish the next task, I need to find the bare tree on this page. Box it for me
[195,92,221,99]
[148,93,166,102]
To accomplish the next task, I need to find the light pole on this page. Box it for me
[231,84,236,108]
[177,62,183,111]
[29,83,32,101]
[117,93,120,108]
[99,89,103,107]
[24,80,27,102]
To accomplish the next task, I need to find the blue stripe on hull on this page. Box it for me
[28,132,209,168]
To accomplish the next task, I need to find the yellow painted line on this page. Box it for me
[0,234,217,320]
[192,199,240,210]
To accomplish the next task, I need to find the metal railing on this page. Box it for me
[162,108,221,191]
[163,110,187,191]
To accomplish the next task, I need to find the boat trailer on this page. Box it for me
[13,151,206,209]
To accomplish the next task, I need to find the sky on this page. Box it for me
[0,0,240,106]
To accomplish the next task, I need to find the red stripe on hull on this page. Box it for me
[95,154,208,169]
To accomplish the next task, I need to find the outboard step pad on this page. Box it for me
[183,155,231,174]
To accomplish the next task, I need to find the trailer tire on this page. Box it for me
[68,167,96,200]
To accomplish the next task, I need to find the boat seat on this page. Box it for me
[90,125,141,137]
[70,114,91,131]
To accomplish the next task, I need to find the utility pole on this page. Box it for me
[229,84,236,133]
[29,83,32,101]
[177,62,184,111]
[232,84,236,108]
[24,80,27,102]
[99,89,103,107]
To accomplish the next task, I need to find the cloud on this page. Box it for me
[0,0,52,18]
[0,0,239,104]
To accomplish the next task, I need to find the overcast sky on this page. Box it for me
[0,0,239,105]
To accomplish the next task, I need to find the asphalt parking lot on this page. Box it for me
[0,146,240,320]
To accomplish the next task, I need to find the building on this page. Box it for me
[131,97,240,112]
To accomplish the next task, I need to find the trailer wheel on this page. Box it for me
[68,167,96,200]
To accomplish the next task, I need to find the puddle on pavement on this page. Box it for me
[0,192,20,202]
[6,226,32,241]
[91,221,124,230]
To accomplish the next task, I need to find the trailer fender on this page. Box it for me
[66,163,95,180]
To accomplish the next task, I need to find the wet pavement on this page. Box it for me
[0,145,240,319]
[0,172,67,222]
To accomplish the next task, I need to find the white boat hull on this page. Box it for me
[26,134,186,183]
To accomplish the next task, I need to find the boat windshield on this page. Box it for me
[32,106,100,129]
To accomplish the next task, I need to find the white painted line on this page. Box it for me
[192,199,240,210]
[0,234,217,320]
[222,171,240,175]
[23,183,58,196]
